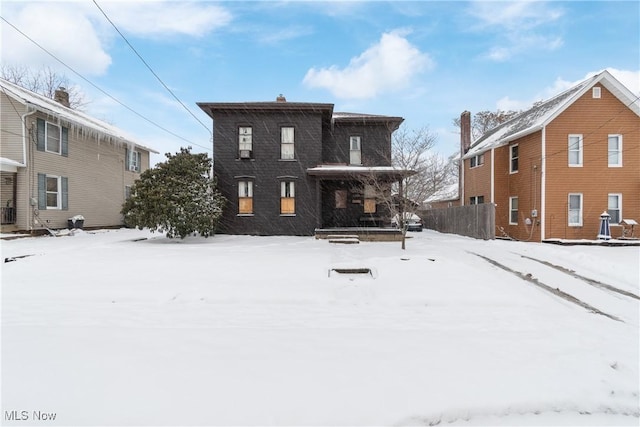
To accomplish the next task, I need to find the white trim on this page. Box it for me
[45,121,62,155]
[490,148,495,204]
[509,196,518,225]
[608,134,623,167]
[540,127,546,240]
[568,134,583,167]
[608,193,622,224]
[509,144,519,174]
[45,174,62,210]
[568,193,583,227]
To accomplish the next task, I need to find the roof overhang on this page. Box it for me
[0,157,25,172]
[307,165,415,181]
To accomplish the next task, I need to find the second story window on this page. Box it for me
[281,127,295,160]
[238,181,253,215]
[509,144,518,173]
[608,135,622,167]
[46,123,61,154]
[350,136,361,165]
[568,134,583,167]
[36,118,68,156]
[470,154,484,168]
[239,127,252,159]
[126,148,141,172]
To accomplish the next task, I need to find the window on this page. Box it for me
[509,196,518,225]
[37,173,68,211]
[239,127,252,158]
[568,134,583,166]
[238,181,253,214]
[46,123,61,154]
[469,195,484,205]
[126,148,141,172]
[280,181,295,214]
[509,144,518,173]
[364,184,376,213]
[281,127,294,160]
[36,118,68,156]
[568,193,583,226]
[470,154,484,168]
[592,87,601,99]
[335,190,347,209]
[608,135,622,167]
[350,136,361,165]
[125,185,132,200]
[608,194,622,224]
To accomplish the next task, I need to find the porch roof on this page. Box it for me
[0,157,25,173]
[307,165,415,180]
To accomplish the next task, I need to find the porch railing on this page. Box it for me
[1,207,16,224]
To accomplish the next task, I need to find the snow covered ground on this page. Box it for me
[1,228,638,426]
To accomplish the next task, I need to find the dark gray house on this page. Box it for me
[198,96,410,236]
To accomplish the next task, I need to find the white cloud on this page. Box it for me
[303,30,433,99]
[1,3,112,75]
[103,1,232,38]
[467,1,565,61]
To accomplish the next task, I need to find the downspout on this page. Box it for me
[540,126,546,240]
[490,148,495,204]
[22,110,36,231]
[21,109,36,167]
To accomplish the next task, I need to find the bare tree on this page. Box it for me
[1,64,88,110]
[452,109,519,141]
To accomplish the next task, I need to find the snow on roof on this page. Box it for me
[0,157,25,172]
[307,164,415,177]
[0,78,158,153]
[463,70,640,158]
[424,182,459,203]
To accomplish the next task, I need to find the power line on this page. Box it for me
[0,14,212,153]
[92,0,212,137]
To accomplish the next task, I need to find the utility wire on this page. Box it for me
[92,0,212,137]
[0,14,212,152]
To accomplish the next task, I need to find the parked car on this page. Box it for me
[391,213,423,232]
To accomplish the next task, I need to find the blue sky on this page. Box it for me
[2,1,639,165]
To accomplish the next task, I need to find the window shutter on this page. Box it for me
[37,173,46,209]
[37,119,45,151]
[61,127,69,157]
[61,177,69,210]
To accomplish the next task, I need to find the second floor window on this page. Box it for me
[239,127,252,158]
[350,136,361,165]
[281,127,295,160]
[238,181,253,214]
[568,134,583,166]
[509,144,518,173]
[126,148,141,172]
[37,118,68,156]
[470,154,484,168]
[280,181,295,214]
[46,123,61,153]
[608,135,622,167]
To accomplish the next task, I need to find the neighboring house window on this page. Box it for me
[509,196,518,225]
[280,181,295,214]
[364,184,376,213]
[592,87,601,98]
[469,196,484,205]
[608,194,622,224]
[239,127,252,159]
[238,181,253,214]
[470,154,484,168]
[281,127,295,160]
[36,118,68,156]
[509,144,518,173]
[335,190,347,209]
[568,193,583,226]
[568,134,583,167]
[608,135,622,167]
[350,136,361,165]
[126,148,141,172]
[37,173,68,211]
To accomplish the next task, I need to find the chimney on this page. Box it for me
[460,110,471,155]
[276,94,286,102]
[54,87,70,108]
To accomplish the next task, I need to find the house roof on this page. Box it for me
[463,70,640,159]
[307,164,415,180]
[0,78,158,153]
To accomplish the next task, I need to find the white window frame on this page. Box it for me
[470,154,484,168]
[238,180,254,215]
[509,196,518,225]
[592,87,601,99]
[127,150,141,172]
[45,122,61,154]
[608,193,622,225]
[568,134,583,167]
[509,144,518,173]
[239,127,253,158]
[608,134,622,167]
[568,193,583,227]
[469,195,484,205]
[46,175,61,209]
[280,181,295,215]
[350,136,362,165]
[280,127,295,160]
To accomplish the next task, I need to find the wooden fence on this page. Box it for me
[419,204,495,240]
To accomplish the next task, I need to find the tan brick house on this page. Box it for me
[461,70,639,241]
[0,78,157,233]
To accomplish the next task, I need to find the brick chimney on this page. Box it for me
[54,87,70,108]
[460,110,471,155]
[276,94,286,102]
